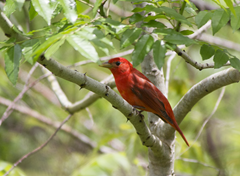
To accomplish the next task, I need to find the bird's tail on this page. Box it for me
[172,121,189,146]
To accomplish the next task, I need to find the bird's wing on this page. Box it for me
[130,73,174,125]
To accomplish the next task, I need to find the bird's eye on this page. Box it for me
[115,61,121,66]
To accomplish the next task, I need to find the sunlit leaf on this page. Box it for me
[32,33,64,61]
[92,0,102,17]
[45,38,66,59]
[31,0,58,25]
[59,0,77,23]
[132,34,154,67]
[4,44,22,85]
[67,34,99,63]
[3,0,16,17]
[29,1,38,21]
[224,0,235,16]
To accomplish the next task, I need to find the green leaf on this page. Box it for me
[224,0,235,16]
[32,33,64,61]
[230,6,240,31]
[132,34,154,67]
[3,0,17,17]
[159,6,192,27]
[154,28,179,35]
[15,0,25,10]
[92,0,102,17]
[29,1,38,21]
[4,44,22,85]
[0,46,11,52]
[195,11,212,28]
[143,14,166,22]
[120,28,142,49]
[59,0,78,23]
[77,27,114,50]
[152,40,166,69]
[31,0,58,25]
[129,13,144,24]
[141,20,166,28]
[180,30,194,35]
[67,34,99,63]
[45,38,65,59]
[211,9,230,35]
[184,2,197,15]
[230,57,240,71]
[163,34,196,46]
[213,49,229,68]
[200,44,215,60]
[21,39,40,64]
[103,18,127,34]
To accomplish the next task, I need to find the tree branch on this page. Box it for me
[175,46,231,70]
[37,55,166,153]
[160,68,240,139]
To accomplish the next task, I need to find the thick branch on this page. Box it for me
[160,68,240,138]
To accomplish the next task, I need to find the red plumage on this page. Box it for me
[101,57,189,146]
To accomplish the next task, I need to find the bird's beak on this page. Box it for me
[99,62,113,68]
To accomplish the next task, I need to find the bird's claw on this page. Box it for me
[132,107,144,122]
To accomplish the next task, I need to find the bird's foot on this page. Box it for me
[132,106,144,122]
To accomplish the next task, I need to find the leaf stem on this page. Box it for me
[175,0,186,32]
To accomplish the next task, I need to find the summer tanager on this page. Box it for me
[100,57,189,146]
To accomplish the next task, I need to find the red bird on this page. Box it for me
[100,57,189,146]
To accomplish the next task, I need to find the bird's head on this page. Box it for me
[100,57,133,74]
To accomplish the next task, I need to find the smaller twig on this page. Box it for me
[188,20,211,39]
[175,0,186,32]
[77,0,94,8]
[85,107,94,129]
[176,157,220,171]
[175,47,231,70]
[3,114,73,176]
[0,72,51,126]
[195,87,225,141]
[106,0,111,17]
[25,63,39,86]
[41,65,72,108]
[199,33,240,52]
[67,75,115,113]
